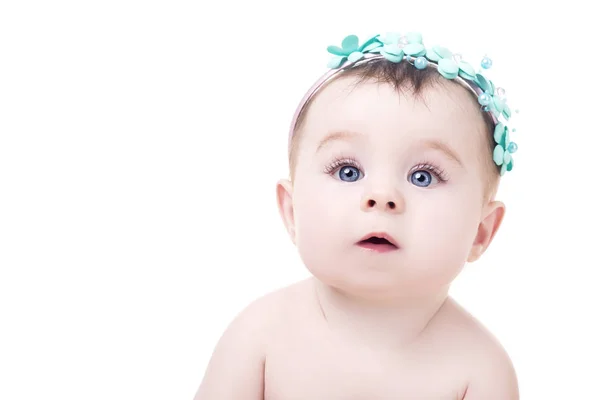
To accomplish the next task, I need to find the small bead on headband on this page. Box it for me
[288,32,520,176]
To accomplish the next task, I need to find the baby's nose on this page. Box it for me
[361,191,404,214]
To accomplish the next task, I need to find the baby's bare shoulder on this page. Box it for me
[431,299,519,399]
[194,280,309,400]
[230,278,315,336]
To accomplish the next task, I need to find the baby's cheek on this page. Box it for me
[296,180,354,224]
[292,185,356,276]
[293,191,332,246]
[410,195,480,260]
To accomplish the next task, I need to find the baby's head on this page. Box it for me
[277,32,518,300]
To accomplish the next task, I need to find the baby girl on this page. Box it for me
[195,31,520,399]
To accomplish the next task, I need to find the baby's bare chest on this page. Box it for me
[263,329,467,400]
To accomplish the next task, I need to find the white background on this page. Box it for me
[1,1,598,399]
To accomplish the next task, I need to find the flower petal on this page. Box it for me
[493,144,504,166]
[341,35,359,52]
[347,51,364,62]
[426,48,441,62]
[436,45,452,58]
[327,55,346,69]
[406,32,423,44]
[458,61,476,80]
[458,70,475,80]
[425,49,441,62]
[382,50,404,63]
[475,74,491,92]
[493,123,506,145]
[489,79,496,95]
[363,41,382,52]
[493,96,506,115]
[383,43,402,56]
[438,58,459,79]
[506,158,514,172]
[327,45,346,56]
[378,32,401,45]
[359,35,383,52]
[403,43,426,56]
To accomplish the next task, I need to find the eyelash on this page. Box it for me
[323,156,363,175]
[324,156,449,183]
[411,161,449,183]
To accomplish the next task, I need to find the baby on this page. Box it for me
[195,32,520,399]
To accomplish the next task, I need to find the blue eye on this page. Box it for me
[338,166,362,182]
[410,170,438,187]
[325,158,364,182]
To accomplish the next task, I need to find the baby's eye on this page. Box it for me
[409,170,439,187]
[337,165,363,182]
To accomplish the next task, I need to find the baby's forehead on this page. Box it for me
[301,76,486,153]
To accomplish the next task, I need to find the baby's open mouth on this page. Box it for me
[357,233,399,252]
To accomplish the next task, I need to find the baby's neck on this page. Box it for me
[312,277,449,351]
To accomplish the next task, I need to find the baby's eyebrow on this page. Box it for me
[417,139,463,167]
[316,130,363,152]
[316,131,463,166]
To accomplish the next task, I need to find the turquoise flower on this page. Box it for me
[376,32,406,62]
[492,123,517,175]
[402,32,426,57]
[326,34,381,68]
[425,46,476,80]
[475,74,512,120]
[490,95,511,120]
[370,32,426,62]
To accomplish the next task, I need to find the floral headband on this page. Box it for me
[288,32,519,175]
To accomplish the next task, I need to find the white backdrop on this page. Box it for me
[1,1,598,399]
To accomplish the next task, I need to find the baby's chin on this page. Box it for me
[308,265,450,302]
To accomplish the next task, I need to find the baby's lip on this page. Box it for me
[356,232,400,249]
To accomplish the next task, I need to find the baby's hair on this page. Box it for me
[288,58,500,197]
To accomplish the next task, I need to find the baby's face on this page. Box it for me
[284,76,503,299]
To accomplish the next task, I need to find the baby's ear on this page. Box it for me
[276,179,296,244]
[467,201,505,262]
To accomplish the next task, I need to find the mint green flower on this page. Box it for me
[326,34,381,68]
[371,32,426,62]
[475,74,512,120]
[426,45,453,62]
[425,46,476,80]
[402,32,426,57]
[492,123,517,175]
[376,32,405,62]
[491,91,512,120]
[490,95,511,120]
